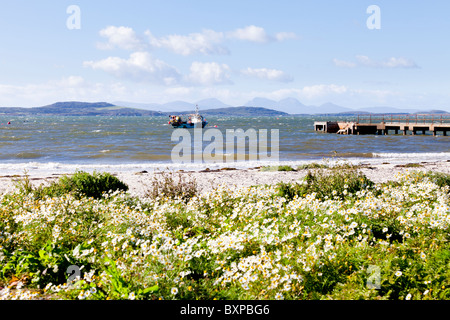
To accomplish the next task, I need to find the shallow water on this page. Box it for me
[0,115,448,174]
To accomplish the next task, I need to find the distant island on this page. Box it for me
[0,102,165,117]
[0,101,288,117]
[0,100,448,117]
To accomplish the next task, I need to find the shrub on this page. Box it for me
[31,171,128,199]
[277,167,374,201]
[297,163,329,170]
[425,171,450,189]
[144,170,198,202]
[277,165,296,172]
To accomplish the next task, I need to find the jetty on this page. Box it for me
[314,114,450,136]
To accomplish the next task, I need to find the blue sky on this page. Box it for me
[1,0,450,111]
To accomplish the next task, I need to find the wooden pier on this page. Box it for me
[314,114,450,136]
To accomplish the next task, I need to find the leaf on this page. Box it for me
[38,250,47,260]
[143,285,159,294]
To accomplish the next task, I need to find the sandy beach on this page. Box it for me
[0,160,449,197]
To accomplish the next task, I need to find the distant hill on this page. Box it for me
[113,101,162,110]
[245,97,279,109]
[196,98,233,110]
[414,109,449,114]
[0,101,164,116]
[0,102,289,117]
[358,106,422,114]
[175,106,289,117]
[1,99,448,116]
[277,98,311,114]
[245,97,354,114]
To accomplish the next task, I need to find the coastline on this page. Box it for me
[1,159,449,197]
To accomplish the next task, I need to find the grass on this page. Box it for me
[1,168,449,300]
[260,165,296,172]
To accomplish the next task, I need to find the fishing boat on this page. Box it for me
[168,105,208,128]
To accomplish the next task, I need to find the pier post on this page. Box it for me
[314,116,449,137]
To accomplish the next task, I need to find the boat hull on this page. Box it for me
[171,121,208,128]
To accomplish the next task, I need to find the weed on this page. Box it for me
[144,170,198,202]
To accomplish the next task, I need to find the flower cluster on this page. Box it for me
[0,170,449,300]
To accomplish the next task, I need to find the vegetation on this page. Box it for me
[1,168,450,300]
[297,163,329,170]
[144,170,198,202]
[15,170,128,200]
[277,166,374,201]
[0,101,164,117]
[261,165,296,172]
[395,163,424,168]
[425,171,450,188]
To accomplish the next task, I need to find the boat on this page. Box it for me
[168,105,208,128]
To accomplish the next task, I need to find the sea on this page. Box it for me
[0,115,448,175]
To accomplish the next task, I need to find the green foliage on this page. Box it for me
[425,171,450,189]
[1,241,77,288]
[261,165,296,172]
[297,163,329,170]
[1,169,450,300]
[277,167,374,201]
[23,171,128,200]
[278,165,296,172]
[13,170,35,195]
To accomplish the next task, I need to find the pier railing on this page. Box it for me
[356,114,450,125]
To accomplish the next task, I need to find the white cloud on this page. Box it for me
[226,25,297,43]
[299,84,348,99]
[0,76,128,107]
[145,25,296,55]
[57,75,85,87]
[274,32,298,42]
[164,86,193,96]
[83,51,181,85]
[187,62,232,86]
[241,67,293,82]
[97,26,145,51]
[332,58,357,68]
[377,57,418,68]
[334,55,419,69]
[145,29,228,56]
[227,25,270,43]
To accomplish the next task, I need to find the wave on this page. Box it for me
[373,152,450,162]
[0,153,447,176]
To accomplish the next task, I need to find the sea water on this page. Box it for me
[0,115,448,175]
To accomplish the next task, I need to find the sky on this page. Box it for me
[1,0,450,112]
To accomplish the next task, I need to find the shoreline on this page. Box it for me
[1,159,449,197]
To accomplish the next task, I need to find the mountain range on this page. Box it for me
[114,97,449,115]
[0,98,447,116]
